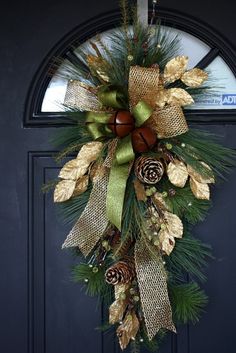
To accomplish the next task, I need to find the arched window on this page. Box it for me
[25,8,236,126]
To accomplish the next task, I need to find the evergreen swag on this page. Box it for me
[44,1,236,351]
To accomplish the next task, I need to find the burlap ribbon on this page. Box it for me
[128,66,189,138]
[135,239,176,339]
[62,140,118,256]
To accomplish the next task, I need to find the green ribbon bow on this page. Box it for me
[86,88,154,230]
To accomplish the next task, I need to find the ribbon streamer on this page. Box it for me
[134,239,176,339]
[62,140,118,255]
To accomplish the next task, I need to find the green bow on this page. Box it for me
[86,88,153,230]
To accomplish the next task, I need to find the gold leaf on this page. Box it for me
[133,179,147,201]
[167,88,194,106]
[158,231,175,255]
[117,311,140,350]
[181,68,208,87]
[190,177,210,200]
[163,211,183,239]
[87,55,110,82]
[155,88,169,108]
[109,300,127,325]
[54,179,76,203]
[59,142,103,180]
[187,162,215,184]
[164,56,188,83]
[89,162,106,182]
[167,160,188,188]
[115,283,130,300]
[72,175,89,197]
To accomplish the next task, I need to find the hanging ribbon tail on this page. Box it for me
[134,239,176,339]
[62,140,118,256]
[106,136,135,230]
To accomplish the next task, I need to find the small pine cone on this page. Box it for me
[105,261,135,285]
[135,157,164,184]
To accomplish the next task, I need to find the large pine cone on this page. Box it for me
[135,156,164,184]
[105,261,135,285]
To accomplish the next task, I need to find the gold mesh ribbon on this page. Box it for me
[128,66,189,138]
[146,105,189,138]
[135,239,176,339]
[62,140,118,256]
[64,80,102,111]
[129,66,160,108]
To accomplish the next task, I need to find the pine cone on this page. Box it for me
[105,261,135,285]
[135,157,164,184]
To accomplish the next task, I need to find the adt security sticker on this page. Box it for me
[222,94,236,105]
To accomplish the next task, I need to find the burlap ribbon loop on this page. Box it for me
[146,105,188,138]
[134,239,176,339]
[62,140,118,256]
[128,66,189,138]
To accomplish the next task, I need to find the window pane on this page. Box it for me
[188,56,236,110]
[40,26,218,113]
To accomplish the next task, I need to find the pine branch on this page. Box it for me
[72,263,113,304]
[169,282,208,324]
[57,184,92,224]
[157,178,211,224]
[165,129,236,180]
[166,232,212,283]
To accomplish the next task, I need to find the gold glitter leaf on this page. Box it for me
[155,88,169,108]
[167,88,194,106]
[181,68,208,87]
[54,179,76,203]
[59,142,103,180]
[72,175,89,197]
[163,211,183,239]
[158,231,175,255]
[87,55,110,82]
[117,311,140,350]
[190,177,210,200]
[109,300,127,325]
[167,160,188,188]
[164,56,188,83]
[187,162,215,184]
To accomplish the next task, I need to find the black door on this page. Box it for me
[1,1,236,353]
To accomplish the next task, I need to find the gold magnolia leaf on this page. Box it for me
[167,88,194,106]
[164,56,189,83]
[187,162,215,184]
[54,179,76,203]
[89,162,106,182]
[59,142,103,180]
[133,179,147,201]
[155,88,169,108]
[167,159,188,188]
[181,68,208,87]
[190,177,210,200]
[162,211,183,238]
[109,300,127,325]
[87,55,110,82]
[117,311,140,350]
[158,231,175,255]
[72,175,89,197]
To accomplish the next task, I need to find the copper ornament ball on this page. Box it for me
[132,127,157,152]
[108,111,135,138]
